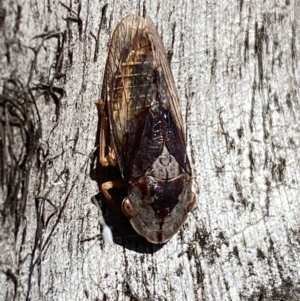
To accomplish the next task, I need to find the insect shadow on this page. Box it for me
[90,128,164,253]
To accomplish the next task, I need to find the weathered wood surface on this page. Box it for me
[1,0,300,300]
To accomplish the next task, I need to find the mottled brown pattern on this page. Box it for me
[101,15,196,243]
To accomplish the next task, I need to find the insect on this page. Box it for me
[96,15,196,244]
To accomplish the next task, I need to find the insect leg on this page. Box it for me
[95,99,117,167]
[101,180,126,234]
[187,193,197,212]
[101,180,125,207]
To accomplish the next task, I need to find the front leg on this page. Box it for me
[101,180,125,210]
[95,99,117,167]
[95,100,124,213]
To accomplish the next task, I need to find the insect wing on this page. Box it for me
[145,16,187,156]
[103,15,152,178]
[103,15,191,180]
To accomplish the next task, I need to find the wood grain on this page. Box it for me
[1,0,299,300]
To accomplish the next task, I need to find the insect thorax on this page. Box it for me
[145,145,183,180]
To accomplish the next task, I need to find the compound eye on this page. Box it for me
[122,197,135,218]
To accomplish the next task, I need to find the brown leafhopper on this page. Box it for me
[96,15,196,244]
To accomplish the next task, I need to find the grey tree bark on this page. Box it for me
[1,0,300,300]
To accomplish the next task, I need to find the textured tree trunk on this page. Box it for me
[1,0,300,300]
